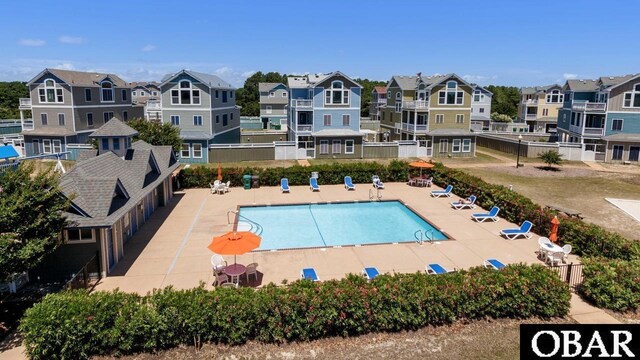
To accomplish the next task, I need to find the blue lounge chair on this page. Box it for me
[430,184,453,198]
[500,220,534,240]
[372,175,384,189]
[301,268,319,281]
[280,178,290,193]
[484,259,506,270]
[362,267,379,280]
[309,177,320,191]
[426,263,451,275]
[450,195,477,210]
[471,206,500,222]
[344,176,355,190]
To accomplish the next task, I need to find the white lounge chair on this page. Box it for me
[431,185,453,198]
[245,262,259,282]
[483,259,506,270]
[211,254,227,274]
[500,221,533,240]
[372,175,384,189]
[471,206,500,222]
[280,178,290,193]
[450,195,477,210]
[425,263,452,275]
[562,244,572,263]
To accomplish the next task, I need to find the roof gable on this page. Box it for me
[89,118,138,138]
[160,70,234,89]
[314,71,362,89]
[28,69,127,87]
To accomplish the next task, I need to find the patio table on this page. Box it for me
[224,263,246,285]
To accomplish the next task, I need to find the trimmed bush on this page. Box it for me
[20,265,570,360]
[580,258,640,312]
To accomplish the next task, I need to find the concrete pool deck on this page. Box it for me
[95,182,580,294]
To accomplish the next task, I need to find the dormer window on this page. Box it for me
[546,89,563,103]
[101,81,114,102]
[438,81,464,105]
[38,78,63,103]
[324,80,349,105]
[623,83,640,108]
[171,80,200,105]
[473,90,481,102]
[395,92,401,100]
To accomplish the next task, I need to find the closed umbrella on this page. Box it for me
[549,216,560,243]
[217,163,223,181]
[208,231,261,264]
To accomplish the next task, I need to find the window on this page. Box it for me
[438,81,464,105]
[170,115,180,126]
[342,114,350,126]
[395,102,401,112]
[192,143,202,158]
[462,139,471,152]
[43,139,52,153]
[230,113,234,121]
[85,88,92,102]
[473,90,481,102]
[395,92,401,100]
[629,146,640,162]
[152,91,158,96]
[216,115,220,124]
[452,139,461,152]
[324,81,349,105]
[435,114,444,124]
[623,84,640,107]
[58,113,65,126]
[101,138,109,150]
[456,114,464,124]
[282,92,287,97]
[121,89,128,101]
[266,105,272,114]
[38,79,63,103]
[439,139,448,153]
[332,140,341,154]
[101,82,114,102]
[113,138,120,151]
[41,113,48,125]
[32,140,40,154]
[345,139,354,154]
[193,115,203,126]
[612,145,624,160]
[543,108,549,116]
[323,114,331,126]
[66,229,93,242]
[215,90,219,98]
[319,140,329,154]
[180,143,190,158]
[132,91,137,96]
[103,111,114,123]
[222,91,228,103]
[612,119,623,131]
[269,92,275,97]
[223,114,228,126]
[545,90,563,103]
[52,140,61,153]
[87,113,93,127]
[171,81,200,105]
[123,111,128,121]
[230,91,233,98]
[479,108,485,113]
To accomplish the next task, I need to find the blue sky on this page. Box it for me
[2,0,638,87]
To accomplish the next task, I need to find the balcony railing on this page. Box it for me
[19,98,32,109]
[297,124,313,132]
[397,122,428,132]
[583,127,604,136]
[376,98,387,104]
[291,99,312,108]
[402,100,429,110]
[525,114,537,120]
[522,99,538,106]
[22,120,34,131]
[146,101,161,110]
[571,101,606,112]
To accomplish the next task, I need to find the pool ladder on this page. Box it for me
[414,229,434,245]
[369,188,382,201]
[227,211,264,236]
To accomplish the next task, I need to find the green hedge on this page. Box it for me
[580,258,640,312]
[20,265,570,360]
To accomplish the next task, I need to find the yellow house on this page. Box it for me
[518,84,563,132]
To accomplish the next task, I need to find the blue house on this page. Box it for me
[287,72,364,158]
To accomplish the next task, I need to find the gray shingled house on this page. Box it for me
[32,119,179,281]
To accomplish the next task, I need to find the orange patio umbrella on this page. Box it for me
[216,163,223,181]
[408,160,435,176]
[209,231,261,264]
[549,216,560,243]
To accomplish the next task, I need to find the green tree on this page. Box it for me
[354,78,387,117]
[486,85,521,119]
[127,118,183,151]
[236,71,288,116]
[539,150,563,170]
[490,112,512,123]
[0,81,30,119]
[0,163,69,282]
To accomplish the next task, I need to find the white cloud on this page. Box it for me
[17,39,45,47]
[58,36,85,44]
[56,63,75,70]
[462,74,498,84]
[141,44,156,52]
[241,70,256,78]
[214,66,232,76]
[563,73,578,80]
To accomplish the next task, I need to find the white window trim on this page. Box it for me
[65,228,95,244]
[323,114,332,126]
[269,92,275,97]
[435,114,444,124]
[266,105,273,114]
[611,118,624,131]
[612,145,624,160]
[192,143,203,158]
[58,113,65,126]
[439,139,448,153]
[39,78,64,103]
[100,81,115,103]
[332,140,341,154]
[438,81,464,105]
[324,81,350,106]
[319,140,329,154]
[171,80,201,105]
[132,91,137,96]
[87,112,93,127]
[452,139,461,153]
[193,115,203,126]
[52,139,62,153]
[171,115,180,126]
[282,92,287,97]
[84,88,92,102]
[42,139,52,153]
[545,90,564,104]
[622,84,640,108]
[345,139,354,154]
[342,114,350,126]
[462,139,471,152]
[180,143,190,158]
[456,114,464,124]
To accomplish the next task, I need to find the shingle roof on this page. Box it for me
[22,127,76,137]
[160,70,234,89]
[602,133,640,142]
[180,131,213,140]
[599,75,637,88]
[30,69,128,87]
[287,71,362,89]
[89,119,138,138]
[565,79,599,92]
[259,82,285,92]
[389,74,468,91]
[521,84,560,95]
[373,86,386,94]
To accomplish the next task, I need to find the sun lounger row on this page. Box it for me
[280,176,384,193]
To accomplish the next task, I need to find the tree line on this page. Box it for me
[0,82,29,119]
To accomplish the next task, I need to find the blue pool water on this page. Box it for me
[237,201,448,251]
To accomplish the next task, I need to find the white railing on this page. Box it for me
[297,124,312,132]
[399,123,428,132]
[521,99,538,105]
[402,100,429,109]
[19,98,32,108]
[583,127,604,136]
[22,120,34,131]
[571,102,606,112]
[377,98,387,104]
[291,99,312,108]
[525,114,537,120]
[146,101,161,110]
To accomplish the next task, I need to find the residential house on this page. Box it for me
[31,119,178,280]
[379,73,476,157]
[557,74,640,163]
[517,84,563,132]
[287,71,364,158]
[259,82,288,130]
[470,84,492,131]
[19,69,144,157]
[131,81,162,121]
[369,86,387,121]
[159,70,241,163]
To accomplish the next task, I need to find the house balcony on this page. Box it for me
[19,98,32,110]
[521,99,538,106]
[569,124,604,137]
[395,122,428,133]
[146,101,161,111]
[291,99,313,108]
[376,98,387,105]
[22,119,34,131]
[296,124,313,132]
[571,101,606,113]
[402,100,429,110]
[524,114,537,121]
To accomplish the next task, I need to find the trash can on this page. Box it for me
[243,174,252,190]
[251,175,260,188]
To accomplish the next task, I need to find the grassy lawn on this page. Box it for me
[437,152,500,166]
[461,166,640,241]
[22,159,76,173]
[476,146,589,166]
[188,160,299,168]
[308,158,419,166]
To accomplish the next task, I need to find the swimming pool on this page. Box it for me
[237,200,448,251]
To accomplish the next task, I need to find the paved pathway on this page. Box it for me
[569,294,620,324]
[297,159,311,166]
